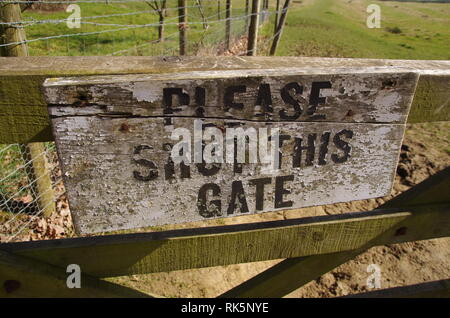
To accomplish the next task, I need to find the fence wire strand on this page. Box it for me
[0,0,283,242]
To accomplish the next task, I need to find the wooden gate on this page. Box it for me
[0,56,449,298]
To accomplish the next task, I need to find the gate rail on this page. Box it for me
[0,56,449,298]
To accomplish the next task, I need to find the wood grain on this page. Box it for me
[220,167,450,297]
[51,117,406,234]
[1,204,449,277]
[44,69,416,233]
[0,250,152,297]
[1,56,449,143]
[45,71,417,123]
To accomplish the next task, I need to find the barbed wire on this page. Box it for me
[0,5,282,28]
[0,4,217,27]
[0,8,280,48]
[107,7,228,55]
[2,0,225,4]
[0,2,282,243]
[108,28,177,55]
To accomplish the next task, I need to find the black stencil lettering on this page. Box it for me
[318,132,331,165]
[164,159,191,179]
[307,81,331,117]
[293,134,316,167]
[133,145,158,181]
[196,163,221,176]
[255,83,274,113]
[227,180,249,215]
[195,86,206,118]
[279,82,303,120]
[164,160,175,180]
[163,143,175,180]
[196,140,221,176]
[164,143,191,179]
[275,175,294,208]
[180,162,191,179]
[163,87,190,115]
[331,129,354,163]
[250,177,272,211]
[233,137,243,174]
[224,85,246,111]
[195,86,206,105]
[195,107,205,117]
[197,183,221,218]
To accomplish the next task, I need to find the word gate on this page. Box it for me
[44,69,417,234]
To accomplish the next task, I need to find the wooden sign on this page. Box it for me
[43,69,418,234]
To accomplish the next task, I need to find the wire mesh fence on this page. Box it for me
[1,0,281,56]
[0,0,287,243]
[0,142,72,242]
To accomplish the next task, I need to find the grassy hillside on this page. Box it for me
[21,0,249,56]
[262,0,449,59]
[18,0,450,59]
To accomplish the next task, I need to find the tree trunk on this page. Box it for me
[158,12,164,42]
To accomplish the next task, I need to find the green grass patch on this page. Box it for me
[268,0,450,59]
[21,0,250,56]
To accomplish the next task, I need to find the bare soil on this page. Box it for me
[1,122,448,297]
[109,122,450,297]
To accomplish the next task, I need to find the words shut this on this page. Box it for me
[44,68,418,234]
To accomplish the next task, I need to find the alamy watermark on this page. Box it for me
[366,4,381,29]
[170,119,281,172]
[66,264,81,288]
[66,4,81,29]
[366,264,382,289]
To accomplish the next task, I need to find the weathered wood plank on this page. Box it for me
[1,204,449,277]
[219,252,363,298]
[0,75,54,143]
[50,117,407,234]
[220,166,450,297]
[0,250,152,297]
[408,74,450,124]
[0,57,449,143]
[44,69,417,234]
[45,71,417,123]
[2,56,450,77]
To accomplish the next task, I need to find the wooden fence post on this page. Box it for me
[245,0,250,31]
[178,0,187,55]
[225,0,232,51]
[247,0,261,56]
[269,0,290,56]
[0,2,55,218]
[0,2,28,56]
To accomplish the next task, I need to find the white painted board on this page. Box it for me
[44,69,418,234]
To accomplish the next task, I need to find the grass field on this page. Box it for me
[260,0,450,59]
[18,0,450,59]
[21,0,251,56]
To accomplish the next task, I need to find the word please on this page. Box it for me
[163,80,332,120]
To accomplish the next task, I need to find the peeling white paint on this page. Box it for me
[44,70,417,234]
